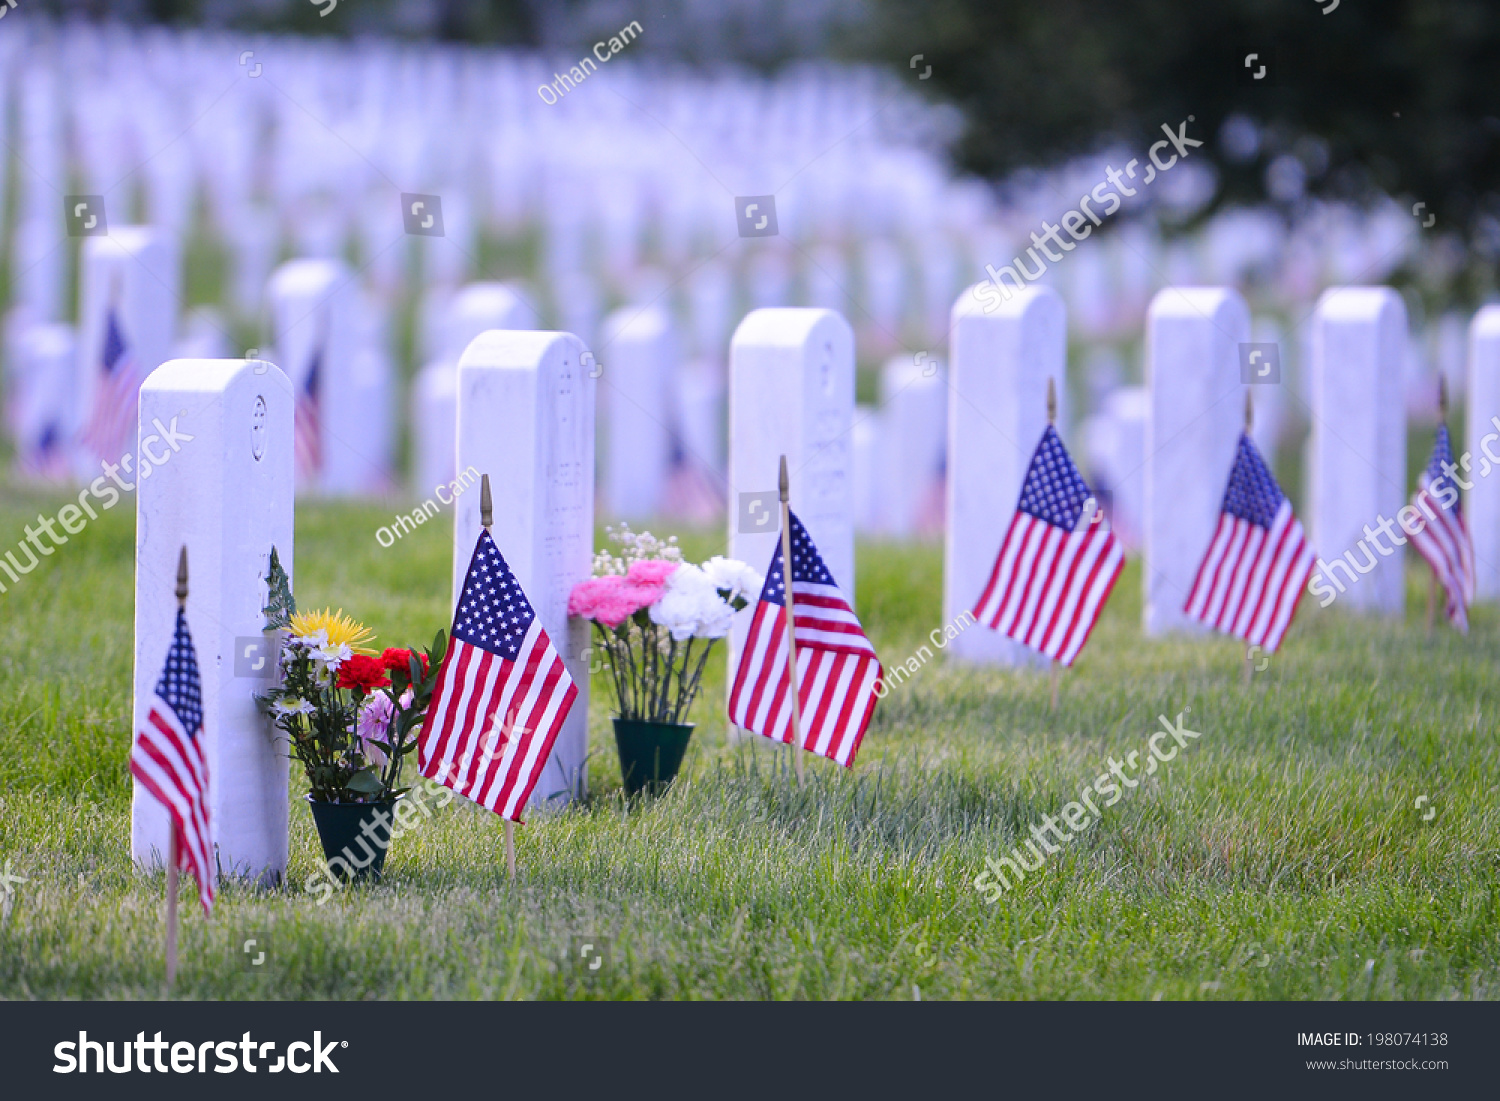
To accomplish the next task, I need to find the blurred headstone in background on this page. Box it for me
[1307,287,1409,616]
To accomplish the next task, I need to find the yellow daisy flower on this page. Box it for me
[289,608,376,654]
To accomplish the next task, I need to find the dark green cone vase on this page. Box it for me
[308,797,396,883]
[613,719,694,796]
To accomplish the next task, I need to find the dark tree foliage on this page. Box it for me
[864,0,1500,243]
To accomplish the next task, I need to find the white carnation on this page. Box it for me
[702,556,763,603]
[649,564,735,640]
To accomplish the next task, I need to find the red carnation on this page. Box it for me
[338,654,392,693]
[381,647,430,678]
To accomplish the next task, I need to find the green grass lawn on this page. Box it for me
[1,487,1497,1000]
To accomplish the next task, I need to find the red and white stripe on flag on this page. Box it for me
[971,425,1123,666]
[728,581,882,768]
[1409,484,1475,633]
[417,530,577,822]
[728,511,882,768]
[80,310,146,462]
[1184,499,1314,652]
[129,608,215,913]
[1407,424,1474,632]
[972,514,1123,666]
[1183,431,1313,652]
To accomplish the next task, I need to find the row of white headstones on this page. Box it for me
[130,278,1500,886]
[17,228,935,532]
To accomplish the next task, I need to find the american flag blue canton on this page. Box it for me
[453,530,536,661]
[103,311,128,374]
[1222,433,1285,528]
[1017,425,1095,530]
[1423,425,1461,513]
[759,512,838,605]
[157,608,204,738]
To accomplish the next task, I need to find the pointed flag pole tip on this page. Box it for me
[1438,375,1448,420]
[1245,390,1254,432]
[1047,378,1057,424]
[175,546,188,606]
[778,454,789,503]
[480,474,493,530]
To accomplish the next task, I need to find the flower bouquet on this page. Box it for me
[256,550,445,880]
[568,525,761,794]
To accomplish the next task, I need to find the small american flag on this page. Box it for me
[1184,433,1314,652]
[418,529,577,821]
[294,343,322,480]
[1409,423,1475,632]
[129,607,215,913]
[972,425,1123,665]
[19,422,70,480]
[79,307,147,461]
[728,511,882,768]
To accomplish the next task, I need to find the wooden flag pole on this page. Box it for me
[1428,379,1447,635]
[1244,393,1256,685]
[165,827,179,988]
[1047,380,1061,714]
[166,546,188,989]
[779,456,806,785]
[480,474,518,881]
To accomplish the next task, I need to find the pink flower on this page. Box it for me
[356,692,396,768]
[570,564,677,628]
[593,589,642,628]
[626,560,678,586]
[568,576,620,619]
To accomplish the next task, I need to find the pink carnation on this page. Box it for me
[568,574,664,628]
[568,576,620,619]
[626,560,678,586]
[593,589,644,628]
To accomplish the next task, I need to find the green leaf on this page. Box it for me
[345,769,384,795]
[262,545,296,630]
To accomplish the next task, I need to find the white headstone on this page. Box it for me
[944,284,1067,664]
[1081,386,1146,550]
[76,227,179,478]
[662,357,727,523]
[454,330,594,804]
[9,322,75,478]
[728,308,855,670]
[1248,318,1287,459]
[601,306,675,520]
[1307,287,1407,614]
[877,355,947,537]
[267,258,387,495]
[851,407,881,534]
[1144,287,1250,633]
[1466,305,1500,600]
[15,216,66,324]
[414,283,537,496]
[861,238,906,348]
[227,206,280,319]
[132,358,294,886]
